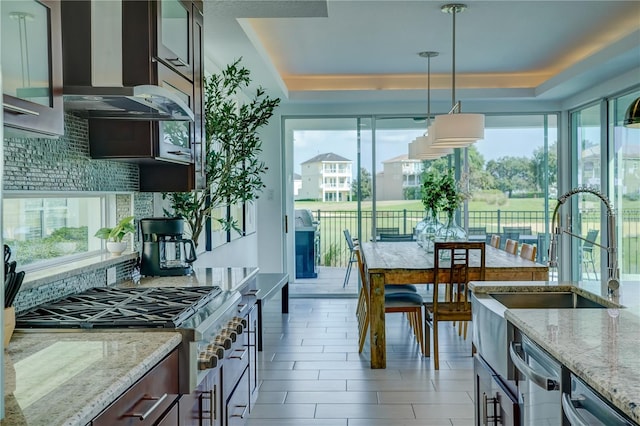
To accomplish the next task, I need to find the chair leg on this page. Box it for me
[424,315,431,357]
[343,259,353,288]
[433,318,440,370]
[416,309,426,356]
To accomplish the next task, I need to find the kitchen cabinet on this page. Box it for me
[91,349,180,426]
[474,355,520,426]
[62,0,205,191]
[1,0,64,136]
[179,368,222,426]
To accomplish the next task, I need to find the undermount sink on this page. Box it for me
[489,291,609,309]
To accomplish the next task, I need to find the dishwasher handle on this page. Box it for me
[562,393,591,426]
[509,342,560,391]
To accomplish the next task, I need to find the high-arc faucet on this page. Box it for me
[548,186,620,299]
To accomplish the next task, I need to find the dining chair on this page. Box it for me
[490,234,501,249]
[504,238,519,255]
[343,229,358,288]
[582,229,599,280]
[424,242,485,370]
[355,248,425,355]
[379,233,413,242]
[519,243,537,262]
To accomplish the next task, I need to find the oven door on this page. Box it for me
[510,333,562,426]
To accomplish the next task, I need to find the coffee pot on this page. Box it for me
[140,218,197,276]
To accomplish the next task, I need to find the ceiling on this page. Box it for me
[203,1,640,107]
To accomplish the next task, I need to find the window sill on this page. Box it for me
[22,252,138,291]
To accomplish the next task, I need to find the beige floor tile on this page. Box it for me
[315,403,416,419]
[413,402,475,418]
[285,391,378,404]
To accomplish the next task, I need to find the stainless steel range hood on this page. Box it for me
[61,0,194,121]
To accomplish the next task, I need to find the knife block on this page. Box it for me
[4,306,15,348]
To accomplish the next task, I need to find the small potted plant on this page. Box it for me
[94,216,135,256]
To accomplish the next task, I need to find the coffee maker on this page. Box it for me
[140,218,197,276]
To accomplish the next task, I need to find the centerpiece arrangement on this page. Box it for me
[417,168,468,251]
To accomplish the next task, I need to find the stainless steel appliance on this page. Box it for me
[140,217,197,277]
[15,286,250,394]
[510,330,562,425]
[563,374,636,426]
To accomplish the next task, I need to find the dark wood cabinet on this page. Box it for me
[2,0,64,136]
[62,0,205,192]
[179,368,222,426]
[91,349,180,426]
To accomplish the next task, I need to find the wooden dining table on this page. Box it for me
[359,241,549,369]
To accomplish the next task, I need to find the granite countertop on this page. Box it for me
[121,266,259,292]
[470,280,640,423]
[2,330,182,426]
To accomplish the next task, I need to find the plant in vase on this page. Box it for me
[417,170,444,250]
[436,169,468,242]
[94,216,135,256]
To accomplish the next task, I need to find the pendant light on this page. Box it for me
[433,3,484,147]
[623,96,640,128]
[408,51,453,159]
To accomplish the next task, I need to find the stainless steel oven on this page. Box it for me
[510,330,562,426]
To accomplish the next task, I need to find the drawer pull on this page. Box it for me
[3,103,39,116]
[166,57,188,67]
[122,393,168,420]
[230,404,248,419]
[200,389,215,425]
[229,348,248,360]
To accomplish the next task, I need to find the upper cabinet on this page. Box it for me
[1,0,64,136]
[61,0,205,191]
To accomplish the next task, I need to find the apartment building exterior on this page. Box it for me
[298,153,353,202]
[376,154,424,201]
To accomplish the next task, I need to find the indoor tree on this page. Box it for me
[163,58,280,247]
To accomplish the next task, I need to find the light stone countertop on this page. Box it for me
[121,266,259,292]
[470,280,640,423]
[2,330,182,426]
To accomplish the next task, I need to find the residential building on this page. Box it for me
[298,153,353,202]
[376,154,424,201]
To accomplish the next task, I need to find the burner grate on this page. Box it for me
[16,286,223,328]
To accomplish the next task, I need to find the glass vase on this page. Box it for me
[435,214,468,243]
[416,210,443,252]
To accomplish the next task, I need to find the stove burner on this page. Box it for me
[16,286,223,329]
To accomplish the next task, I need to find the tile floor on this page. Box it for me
[247,295,476,425]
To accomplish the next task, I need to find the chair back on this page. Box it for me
[379,233,413,242]
[344,229,356,251]
[468,226,487,236]
[375,227,399,236]
[583,229,599,250]
[519,243,537,262]
[354,248,370,352]
[490,234,501,249]
[504,239,519,255]
[433,242,486,313]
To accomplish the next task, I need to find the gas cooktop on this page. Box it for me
[16,286,223,329]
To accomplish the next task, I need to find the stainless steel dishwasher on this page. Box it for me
[510,330,562,425]
[562,374,637,426]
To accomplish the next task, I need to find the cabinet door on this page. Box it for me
[475,355,520,426]
[179,369,221,426]
[2,0,63,136]
[156,0,194,81]
[157,63,194,164]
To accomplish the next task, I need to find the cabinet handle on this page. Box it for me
[122,393,168,420]
[229,348,248,360]
[509,342,559,391]
[200,389,215,425]
[3,103,39,116]
[166,57,188,67]
[167,150,191,156]
[230,404,248,419]
[482,393,488,425]
[561,393,590,426]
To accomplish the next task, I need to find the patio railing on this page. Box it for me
[309,209,640,275]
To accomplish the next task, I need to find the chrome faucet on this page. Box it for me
[548,186,620,299]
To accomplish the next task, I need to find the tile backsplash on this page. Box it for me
[4,113,151,309]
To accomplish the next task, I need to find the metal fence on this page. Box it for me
[310,209,640,275]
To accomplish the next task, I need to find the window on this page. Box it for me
[3,194,106,268]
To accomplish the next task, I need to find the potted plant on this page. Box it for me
[163,58,280,247]
[416,170,444,249]
[94,216,135,256]
[436,168,468,241]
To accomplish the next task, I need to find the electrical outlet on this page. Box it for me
[107,267,117,285]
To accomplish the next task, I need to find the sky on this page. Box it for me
[293,127,555,177]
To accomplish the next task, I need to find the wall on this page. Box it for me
[3,113,143,310]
